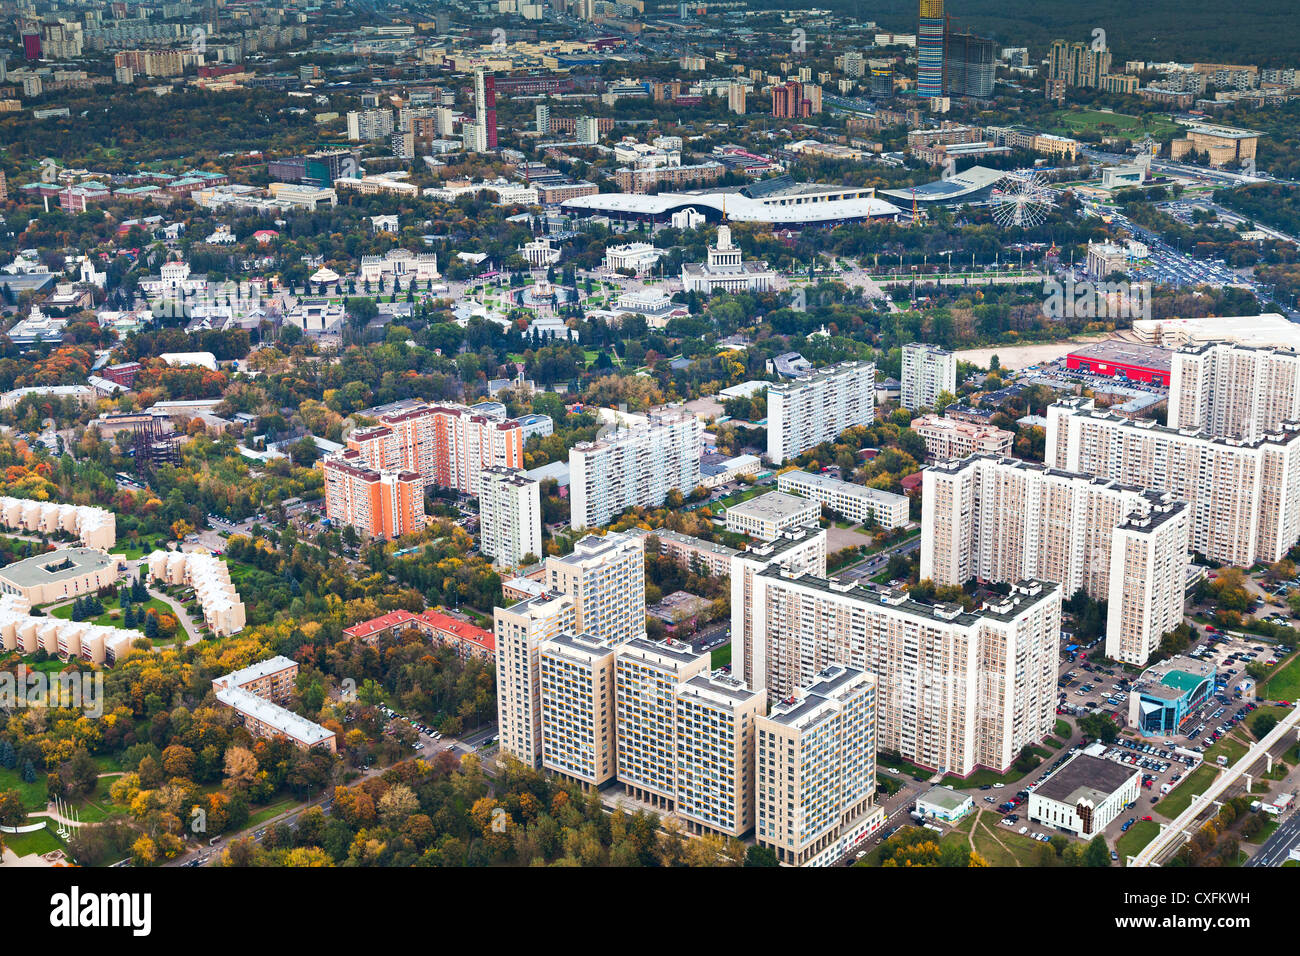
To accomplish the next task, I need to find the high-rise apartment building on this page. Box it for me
[544,532,646,645]
[534,103,550,134]
[916,0,946,97]
[346,109,396,142]
[478,467,542,569]
[731,529,829,689]
[736,563,1060,777]
[1048,397,1300,567]
[474,69,497,151]
[756,665,883,866]
[346,402,525,497]
[766,361,876,463]
[540,632,618,787]
[674,672,766,837]
[495,592,577,768]
[944,32,996,98]
[1168,342,1300,443]
[901,342,957,410]
[1048,39,1113,89]
[921,455,1190,666]
[321,454,425,539]
[770,80,810,118]
[728,80,747,114]
[614,637,710,809]
[568,410,702,529]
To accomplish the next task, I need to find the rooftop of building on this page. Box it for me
[1054,397,1300,448]
[0,547,117,588]
[1032,753,1138,806]
[779,468,908,503]
[768,359,875,394]
[618,635,706,669]
[214,684,335,746]
[757,565,1058,626]
[1068,340,1174,371]
[217,654,297,689]
[727,491,819,523]
[917,785,974,812]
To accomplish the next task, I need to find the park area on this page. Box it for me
[1046,108,1181,140]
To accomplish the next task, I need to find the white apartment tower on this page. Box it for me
[920,455,1190,666]
[1168,342,1300,442]
[478,466,543,569]
[1047,397,1300,567]
[568,410,703,529]
[766,361,876,463]
[901,342,957,411]
[736,566,1061,777]
[544,532,646,645]
[756,665,883,866]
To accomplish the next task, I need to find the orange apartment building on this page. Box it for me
[322,453,425,539]
[344,402,525,496]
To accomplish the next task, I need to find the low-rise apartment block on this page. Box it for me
[212,656,336,752]
[909,414,1015,460]
[776,469,909,529]
[724,491,820,541]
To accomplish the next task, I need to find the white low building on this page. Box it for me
[1028,753,1140,838]
[776,469,910,529]
[725,491,820,541]
[603,242,665,275]
[147,549,246,636]
[0,497,115,549]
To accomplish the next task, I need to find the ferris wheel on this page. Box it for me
[990,169,1055,229]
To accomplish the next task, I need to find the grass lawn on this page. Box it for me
[50,596,184,638]
[246,799,297,829]
[1117,820,1160,863]
[1157,763,1217,818]
[0,764,49,810]
[940,749,1047,789]
[710,643,731,669]
[109,543,152,560]
[1043,737,1063,750]
[1055,718,1072,738]
[954,809,1048,867]
[878,751,935,781]
[1206,735,1249,766]
[1246,818,1279,845]
[2,824,63,858]
[1259,653,1300,701]
[1047,108,1180,139]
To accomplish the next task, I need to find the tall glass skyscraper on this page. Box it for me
[917,0,946,97]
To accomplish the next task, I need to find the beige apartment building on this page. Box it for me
[736,566,1061,777]
[1168,342,1300,443]
[544,532,645,645]
[495,592,577,768]
[909,414,1014,460]
[756,665,884,866]
[674,672,766,838]
[920,456,1189,665]
[212,656,336,752]
[624,527,738,578]
[540,632,618,788]
[1047,397,1300,567]
[614,637,710,808]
